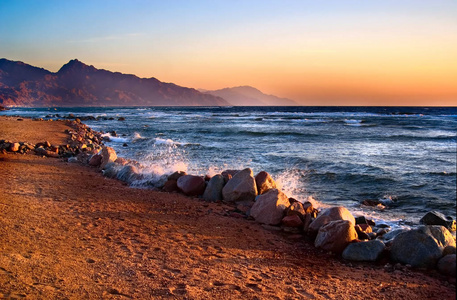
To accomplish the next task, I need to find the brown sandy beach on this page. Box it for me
[0,116,455,299]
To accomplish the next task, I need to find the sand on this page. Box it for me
[0,116,455,299]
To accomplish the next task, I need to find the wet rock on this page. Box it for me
[378,228,409,243]
[342,240,385,261]
[308,206,355,234]
[177,175,206,196]
[255,171,277,195]
[390,225,456,269]
[114,157,129,166]
[118,117,125,121]
[117,165,142,183]
[437,254,456,277]
[102,162,121,179]
[168,171,187,181]
[420,211,456,232]
[203,174,224,202]
[100,147,117,169]
[250,189,290,225]
[315,220,358,254]
[222,168,257,203]
[221,169,239,183]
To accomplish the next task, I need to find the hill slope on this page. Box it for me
[0,58,229,107]
[203,86,297,106]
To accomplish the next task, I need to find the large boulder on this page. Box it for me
[315,220,358,254]
[308,206,355,234]
[342,240,385,262]
[203,174,224,202]
[420,211,456,231]
[390,225,456,269]
[250,189,290,225]
[100,147,117,169]
[177,175,206,196]
[222,168,258,203]
[255,171,278,195]
[437,254,456,277]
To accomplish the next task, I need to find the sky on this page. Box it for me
[1,0,456,106]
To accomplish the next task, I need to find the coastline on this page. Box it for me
[0,116,455,299]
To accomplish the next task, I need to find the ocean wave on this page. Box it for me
[101,133,129,143]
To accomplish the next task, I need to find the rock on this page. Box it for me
[302,201,315,214]
[100,147,117,169]
[9,142,20,152]
[281,214,303,228]
[118,117,125,121]
[390,225,456,269]
[102,162,121,178]
[342,240,386,261]
[203,174,224,202]
[177,175,206,196]
[315,220,358,254]
[437,254,456,277]
[34,147,59,158]
[117,165,141,183]
[114,157,129,166]
[255,171,277,195]
[443,245,456,256]
[420,211,456,231]
[378,228,409,243]
[286,201,306,220]
[355,216,375,226]
[168,171,187,181]
[221,169,239,183]
[88,154,102,167]
[250,189,290,225]
[222,168,257,203]
[308,206,355,234]
[163,180,179,193]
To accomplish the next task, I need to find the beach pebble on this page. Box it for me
[315,220,358,254]
[9,142,20,152]
[250,188,290,225]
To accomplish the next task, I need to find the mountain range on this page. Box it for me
[201,86,297,106]
[0,58,296,107]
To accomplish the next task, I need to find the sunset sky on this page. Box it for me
[1,0,456,106]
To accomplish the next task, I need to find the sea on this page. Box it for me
[2,106,456,229]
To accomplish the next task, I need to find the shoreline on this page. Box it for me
[0,115,456,298]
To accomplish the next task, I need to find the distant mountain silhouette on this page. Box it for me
[202,86,297,106]
[0,58,229,107]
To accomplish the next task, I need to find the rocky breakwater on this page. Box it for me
[72,142,457,280]
[0,118,104,159]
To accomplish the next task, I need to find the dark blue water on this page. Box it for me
[3,106,456,227]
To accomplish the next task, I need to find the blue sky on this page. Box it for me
[1,0,456,105]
